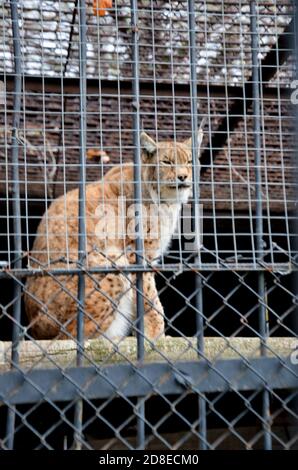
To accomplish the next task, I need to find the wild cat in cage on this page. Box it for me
[25,129,204,341]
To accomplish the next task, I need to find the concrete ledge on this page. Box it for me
[0,336,296,371]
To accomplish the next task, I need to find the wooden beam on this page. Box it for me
[1,74,290,100]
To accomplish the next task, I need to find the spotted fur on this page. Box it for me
[25,131,203,340]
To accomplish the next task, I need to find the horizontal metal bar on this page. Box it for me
[0,262,294,279]
[0,357,296,405]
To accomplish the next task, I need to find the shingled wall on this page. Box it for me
[0,0,295,212]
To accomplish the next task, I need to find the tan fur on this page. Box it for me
[25,132,203,340]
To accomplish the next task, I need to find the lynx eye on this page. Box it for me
[161,159,172,165]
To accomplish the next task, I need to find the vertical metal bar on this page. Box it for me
[250,0,272,450]
[5,0,23,450]
[73,0,87,450]
[130,0,145,449]
[187,0,207,450]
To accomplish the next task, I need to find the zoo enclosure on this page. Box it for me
[0,0,297,450]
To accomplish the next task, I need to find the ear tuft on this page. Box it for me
[183,119,205,155]
[140,132,157,156]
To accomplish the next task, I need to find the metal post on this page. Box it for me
[130,0,145,449]
[5,0,23,450]
[187,0,207,450]
[73,0,87,450]
[250,0,272,450]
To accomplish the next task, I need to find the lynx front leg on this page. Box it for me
[143,272,165,340]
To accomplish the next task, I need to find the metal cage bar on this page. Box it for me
[73,0,88,451]
[187,0,207,451]
[250,0,272,450]
[5,0,23,450]
[130,0,145,450]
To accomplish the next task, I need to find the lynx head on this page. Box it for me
[140,129,203,203]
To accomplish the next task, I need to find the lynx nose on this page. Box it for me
[177,174,187,182]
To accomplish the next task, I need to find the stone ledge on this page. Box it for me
[0,336,296,371]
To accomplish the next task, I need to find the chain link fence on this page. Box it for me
[0,0,297,450]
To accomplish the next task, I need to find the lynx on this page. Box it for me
[25,130,203,340]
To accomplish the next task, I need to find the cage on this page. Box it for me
[0,0,297,450]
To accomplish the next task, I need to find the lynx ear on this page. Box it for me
[140,132,157,157]
[184,129,204,154]
[184,118,206,155]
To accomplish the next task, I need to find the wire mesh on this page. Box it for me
[0,0,297,450]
